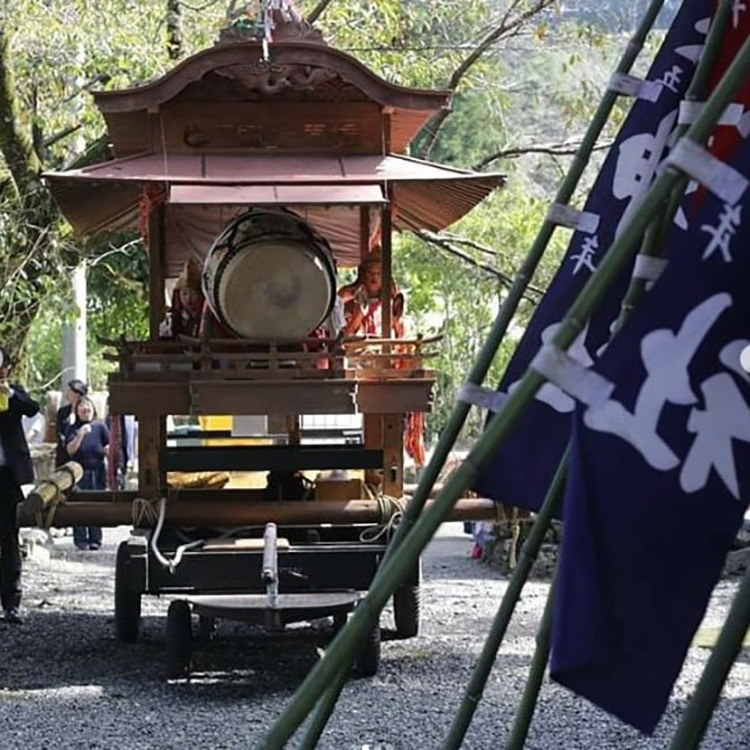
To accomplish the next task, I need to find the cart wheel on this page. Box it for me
[166,600,192,679]
[393,584,420,639]
[114,542,141,644]
[198,615,216,642]
[355,618,381,677]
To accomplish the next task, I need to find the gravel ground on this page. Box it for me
[0,523,748,749]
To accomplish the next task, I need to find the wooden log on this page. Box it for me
[18,497,499,528]
[22,462,83,514]
[68,486,459,503]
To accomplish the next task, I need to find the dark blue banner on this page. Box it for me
[550,132,750,733]
[474,0,713,511]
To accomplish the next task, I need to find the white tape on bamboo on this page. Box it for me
[608,72,663,102]
[530,344,615,409]
[665,138,749,205]
[458,382,508,413]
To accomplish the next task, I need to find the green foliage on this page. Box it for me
[1,0,641,443]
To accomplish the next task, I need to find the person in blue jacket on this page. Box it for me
[65,396,109,551]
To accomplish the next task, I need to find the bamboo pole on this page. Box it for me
[442,452,567,749]
[668,563,750,749]
[299,667,349,750]
[506,577,557,750]
[288,0,669,742]
[256,34,750,748]
[21,462,83,514]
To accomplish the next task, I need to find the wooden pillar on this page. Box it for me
[382,413,404,497]
[363,413,383,489]
[363,414,383,450]
[138,415,165,501]
[380,200,393,341]
[359,205,371,263]
[148,203,166,341]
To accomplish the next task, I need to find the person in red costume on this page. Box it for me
[338,249,405,339]
[338,250,425,466]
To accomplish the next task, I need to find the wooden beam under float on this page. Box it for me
[18,498,499,528]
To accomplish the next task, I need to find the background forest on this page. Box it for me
[0,0,679,443]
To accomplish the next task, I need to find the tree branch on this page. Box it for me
[167,0,184,60]
[437,232,498,258]
[473,137,614,171]
[413,0,556,160]
[308,0,334,23]
[416,230,543,302]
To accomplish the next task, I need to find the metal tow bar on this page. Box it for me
[262,522,281,629]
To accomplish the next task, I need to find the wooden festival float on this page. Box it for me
[38,11,504,678]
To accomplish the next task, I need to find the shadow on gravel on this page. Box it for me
[0,609,356,702]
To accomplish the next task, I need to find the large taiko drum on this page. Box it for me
[203,209,337,341]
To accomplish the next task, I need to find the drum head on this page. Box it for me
[217,241,335,340]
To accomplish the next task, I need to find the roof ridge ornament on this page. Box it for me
[217,1,326,53]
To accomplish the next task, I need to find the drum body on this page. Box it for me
[203,210,337,341]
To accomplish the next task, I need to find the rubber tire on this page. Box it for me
[393,584,420,639]
[114,542,142,644]
[355,619,381,678]
[166,600,192,679]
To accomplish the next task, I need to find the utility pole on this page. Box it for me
[61,41,87,388]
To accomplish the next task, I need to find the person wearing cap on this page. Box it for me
[0,346,40,624]
[55,379,88,467]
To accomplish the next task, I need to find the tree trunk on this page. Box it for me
[0,28,61,358]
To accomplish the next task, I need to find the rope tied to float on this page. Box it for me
[359,489,408,543]
[31,464,79,530]
[132,497,159,528]
[34,503,58,531]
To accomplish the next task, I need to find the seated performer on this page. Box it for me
[169,257,205,339]
[338,248,405,338]
[338,249,425,466]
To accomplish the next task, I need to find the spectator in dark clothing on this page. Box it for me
[65,396,109,551]
[0,346,40,623]
[55,379,88,467]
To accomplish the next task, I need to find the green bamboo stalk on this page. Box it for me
[298,664,348,749]
[288,4,668,745]
[442,451,568,750]
[668,563,750,749]
[506,577,557,750]
[257,21,750,750]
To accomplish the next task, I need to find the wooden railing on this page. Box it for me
[100,334,442,382]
